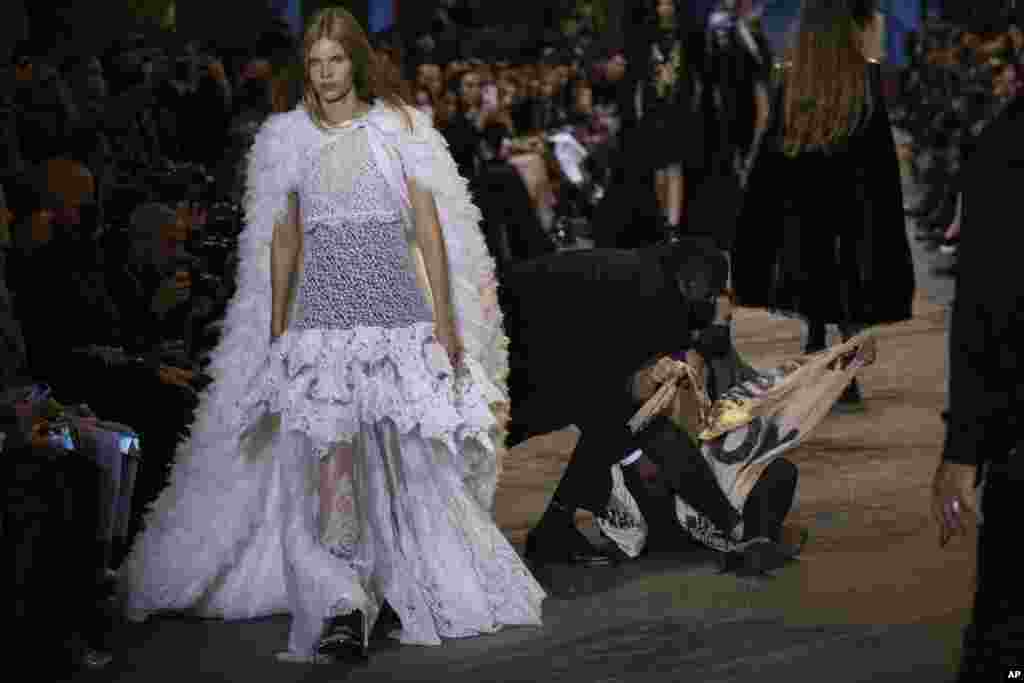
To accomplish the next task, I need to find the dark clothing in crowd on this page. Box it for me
[705,20,772,164]
[0,248,27,385]
[472,159,556,273]
[5,446,112,677]
[5,237,121,384]
[942,92,1024,679]
[590,125,663,249]
[636,22,707,172]
[11,75,80,166]
[502,241,727,515]
[733,62,915,328]
[441,111,481,180]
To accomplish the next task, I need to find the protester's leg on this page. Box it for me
[957,457,1024,680]
[642,416,742,536]
[742,458,798,543]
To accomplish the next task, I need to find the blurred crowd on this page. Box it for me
[896,16,1024,276]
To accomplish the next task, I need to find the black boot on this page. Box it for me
[525,501,614,568]
[317,610,369,663]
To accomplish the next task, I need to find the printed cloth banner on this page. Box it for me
[600,332,878,556]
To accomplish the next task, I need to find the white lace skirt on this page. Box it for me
[251,322,544,654]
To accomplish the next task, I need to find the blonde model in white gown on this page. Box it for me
[117,101,545,659]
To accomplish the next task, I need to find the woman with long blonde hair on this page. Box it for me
[731,0,914,412]
[118,6,544,665]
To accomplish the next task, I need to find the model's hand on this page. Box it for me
[931,460,979,548]
[437,322,464,371]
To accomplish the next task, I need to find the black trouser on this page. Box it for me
[550,404,641,517]
[5,448,110,675]
[622,416,797,549]
[625,415,741,537]
[957,455,1024,681]
[742,458,798,542]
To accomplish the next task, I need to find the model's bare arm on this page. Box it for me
[409,178,459,356]
[271,192,301,338]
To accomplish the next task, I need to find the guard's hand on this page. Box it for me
[650,357,687,385]
[931,460,979,548]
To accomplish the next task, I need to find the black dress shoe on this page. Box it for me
[525,524,614,568]
[318,610,369,664]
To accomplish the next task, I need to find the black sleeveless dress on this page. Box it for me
[637,24,706,173]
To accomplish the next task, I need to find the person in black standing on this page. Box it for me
[732,0,915,412]
[634,0,707,242]
[932,83,1024,683]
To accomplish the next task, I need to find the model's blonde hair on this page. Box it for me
[782,0,877,156]
[301,6,411,131]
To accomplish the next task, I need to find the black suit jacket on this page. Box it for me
[502,242,725,447]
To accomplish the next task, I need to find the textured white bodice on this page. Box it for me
[293,125,433,331]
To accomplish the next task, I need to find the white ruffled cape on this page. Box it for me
[118,102,511,622]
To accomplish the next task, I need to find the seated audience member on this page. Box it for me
[5,175,197,548]
[440,69,485,179]
[108,202,194,355]
[473,120,557,273]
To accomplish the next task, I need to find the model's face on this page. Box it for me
[656,0,675,22]
[308,38,354,103]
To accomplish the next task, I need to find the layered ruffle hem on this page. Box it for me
[247,322,503,460]
[236,321,544,655]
